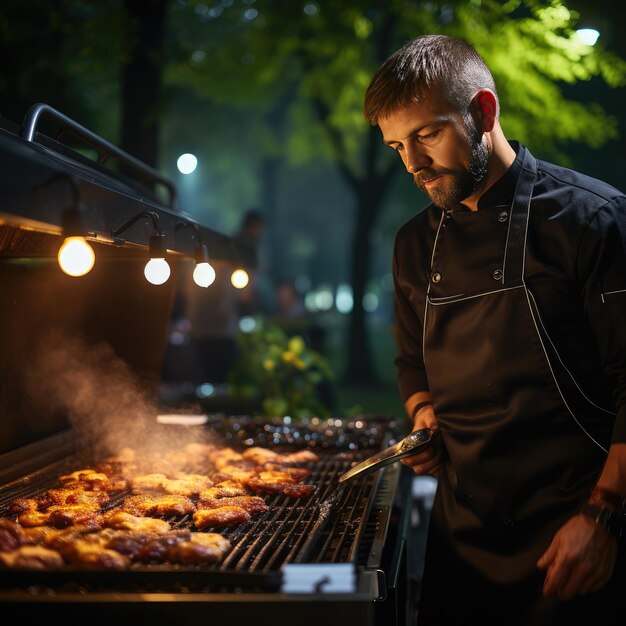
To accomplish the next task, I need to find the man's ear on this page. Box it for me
[470,89,497,132]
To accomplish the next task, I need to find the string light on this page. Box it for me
[231,268,249,289]
[111,211,170,285]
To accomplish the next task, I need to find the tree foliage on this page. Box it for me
[2,0,625,387]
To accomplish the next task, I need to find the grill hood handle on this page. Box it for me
[21,102,179,211]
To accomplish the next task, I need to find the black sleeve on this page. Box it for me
[392,232,430,402]
[579,197,626,443]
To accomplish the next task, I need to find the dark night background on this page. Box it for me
[1,0,625,419]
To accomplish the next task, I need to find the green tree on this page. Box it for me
[165,0,626,384]
[3,1,625,388]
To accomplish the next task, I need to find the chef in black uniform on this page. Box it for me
[363,35,626,625]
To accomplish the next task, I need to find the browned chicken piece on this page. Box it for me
[130,473,169,493]
[103,532,148,560]
[210,448,245,470]
[39,488,110,508]
[0,545,64,569]
[57,537,130,570]
[242,447,279,464]
[6,497,38,516]
[242,477,316,499]
[102,511,171,534]
[163,474,213,496]
[0,519,64,550]
[197,495,268,516]
[44,525,100,551]
[167,532,231,564]
[199,480,251,500]
[18,504,103,529]
[255,469,300,484]
[210,464,257,482]
[20,525,65,545]
[279,449,320,464]
[59,468,109,489]
[121,494,196,517]
[0,518,28,550]
[259,466,312,481]
[243,447,320,466]
[130,473,212,497]
[135,529,193,563]
[193,506,251,529]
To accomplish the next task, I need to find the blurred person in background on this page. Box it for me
[234,209,274,318]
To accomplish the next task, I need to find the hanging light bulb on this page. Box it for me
[58,235,95,277]
[144,234,171,285]
[193,244,216,287]
[231,268,249,289]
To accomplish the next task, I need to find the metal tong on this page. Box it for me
[338,427,433,483]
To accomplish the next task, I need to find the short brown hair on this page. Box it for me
[363,34,497,125]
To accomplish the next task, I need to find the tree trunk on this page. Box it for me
[344,186,379,384]
[120,0,166,169]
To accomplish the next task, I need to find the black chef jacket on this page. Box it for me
[393,141,626,444]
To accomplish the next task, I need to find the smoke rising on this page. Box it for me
[24,330,216,459]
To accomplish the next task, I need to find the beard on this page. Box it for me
[414,123,489,211]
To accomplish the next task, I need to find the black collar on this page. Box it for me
[476,141,524,210]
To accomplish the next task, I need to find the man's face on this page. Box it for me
[378,98,489,211]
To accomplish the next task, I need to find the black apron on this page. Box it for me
[417,147,616,625]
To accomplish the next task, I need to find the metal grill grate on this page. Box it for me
[0,448,382,585]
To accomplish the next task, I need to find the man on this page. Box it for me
[364,35,626,625]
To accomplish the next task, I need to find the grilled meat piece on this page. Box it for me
[199,480,252,500]
[58,469,112,490]
[193,506,251,529]
[39,488,110,508]
[18,504,103,529]
[0,518,28,550]
[0,545,64,569]
[58,538,130,570]
[197,496,268,516]
[242,447,280,464]
[167,532,231,564]
[258,467,312,481]
[121,494,196,517]
[243,478,315,498]
[279,450,320,464]
[20,525,65,544]
[6,497,39,516]
[130,472,212,497]
[130,473,169,493]
[243,447,320,466]
[210,448,246,470]
[102,511,171,533]
[135,529,193,563]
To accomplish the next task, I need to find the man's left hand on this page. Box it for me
[537,513,617,600]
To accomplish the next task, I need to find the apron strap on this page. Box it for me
[502,147,537,285]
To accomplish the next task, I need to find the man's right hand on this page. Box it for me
[400,405,444,477]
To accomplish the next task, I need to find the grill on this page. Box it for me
[0,105,416,625]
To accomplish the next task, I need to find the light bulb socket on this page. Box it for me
[149,233,166,258]
[195,244,209,264]
[61,208,83,237]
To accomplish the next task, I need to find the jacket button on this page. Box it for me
[432,272,442,283]
[492,269,503,280]
[498,211,508,222]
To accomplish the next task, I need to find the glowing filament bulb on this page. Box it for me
[193,261,216,288]
[144,258,171,285]
[231,269,249,289]
[58,236,95,277]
